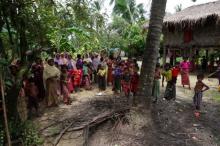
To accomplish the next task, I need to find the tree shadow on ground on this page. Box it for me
[151,97,220,146]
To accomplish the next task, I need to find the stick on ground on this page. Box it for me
[53,121,75,146]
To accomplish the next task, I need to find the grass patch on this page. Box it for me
[208,90,220,102]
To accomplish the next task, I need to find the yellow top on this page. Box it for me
[162,70,172,82]
[98,69,106,77]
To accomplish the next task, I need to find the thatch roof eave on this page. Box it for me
[163,1,220,29]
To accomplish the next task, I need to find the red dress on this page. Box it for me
[131,72,139,93]
[67,70,74,93]
[72,69,82,87]
[122,73,131,96]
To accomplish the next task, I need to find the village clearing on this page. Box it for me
[34,75,220,146]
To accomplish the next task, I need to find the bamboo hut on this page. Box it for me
[162,1,220,65]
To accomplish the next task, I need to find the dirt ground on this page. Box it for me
[34,75,220,146]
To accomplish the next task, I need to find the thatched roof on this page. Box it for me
[164,1,220,28]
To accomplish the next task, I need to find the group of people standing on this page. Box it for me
[152,57,210,113]
[9,53,141,118]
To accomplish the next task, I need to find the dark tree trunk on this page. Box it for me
[19,19,28,62]
[138,0,167,107]
[2,7,14,46]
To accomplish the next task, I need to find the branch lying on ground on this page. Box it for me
[67,108,130,132]
[52,107,130,146]
[53,121,75,146]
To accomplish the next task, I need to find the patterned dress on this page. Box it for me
[61,71,71,104]
[122,73,131,96]
[180,61,191,86]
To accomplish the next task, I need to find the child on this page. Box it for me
[97,65,107,91]
[113,63,122,94]
[162,64,175,100]
[60,65,71,105]
[83,62,92,90]
[172,63,180,84]
[130,66,139,97]
[152,63,161,103]
[72,66,82,92]
[121,67,131,98]
[25,77,39,118]
[193,74,209,111]
[171,63,180,100]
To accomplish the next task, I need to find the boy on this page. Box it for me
[193,74,209,111]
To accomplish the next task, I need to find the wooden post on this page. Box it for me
[206,49,209,60]
[163,46,166,68]
[174,49,176,65]
[0,75,11,146]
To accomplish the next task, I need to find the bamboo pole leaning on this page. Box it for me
[1,74,11,146]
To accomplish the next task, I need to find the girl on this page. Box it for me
[83,62,92,90]
[60,65,71,105]
[113,63,122,94]
[152,63,161,103]
[130,66,139,97]
[162,64,175,100]
[97,65,107,91]
[193,74,209,111]
[121,67,131,98]
[72,66,82,92]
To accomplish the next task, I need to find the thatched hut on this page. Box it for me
[162,1,220,65]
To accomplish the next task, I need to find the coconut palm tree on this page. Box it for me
[137,0,167,106]
[110,0,146,24]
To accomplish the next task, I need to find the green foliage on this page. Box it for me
[0,124,4,146]
[21,122,43,146]
[111,0,146,24]
[3,120,43,146]
[108,16,146,56]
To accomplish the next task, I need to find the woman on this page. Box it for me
[107,56,113,86]
[43,58,60,107]
[180,58,191,90]
[32,57,45,100]
[60,65,71,105]
[60,53,68,66]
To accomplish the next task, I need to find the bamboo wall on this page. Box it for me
[163,24,220,48]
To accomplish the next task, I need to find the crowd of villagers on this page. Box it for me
[153,57,220,115]
[8,52,140,118]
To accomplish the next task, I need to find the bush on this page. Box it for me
[0,120,43,146]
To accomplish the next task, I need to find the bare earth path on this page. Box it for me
[34,75,220,146]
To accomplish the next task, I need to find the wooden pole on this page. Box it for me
[0,75,11,146]
[163,46,166,68]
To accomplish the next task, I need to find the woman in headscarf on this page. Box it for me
[107,55,113,86]
[43,58,60,107]
[180,57,191,90]
[60,53,68,66]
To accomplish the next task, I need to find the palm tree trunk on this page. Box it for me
[138,0,167,107]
